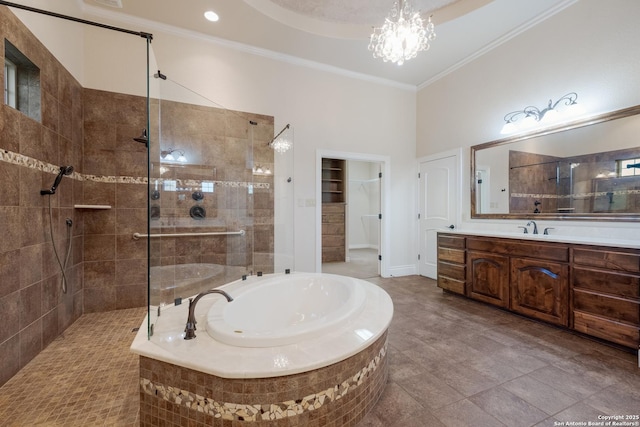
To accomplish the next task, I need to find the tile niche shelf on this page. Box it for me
[73,204,112,209]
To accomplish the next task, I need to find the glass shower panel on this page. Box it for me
[146,74,290,325]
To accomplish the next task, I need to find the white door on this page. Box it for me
[419,154,458,278]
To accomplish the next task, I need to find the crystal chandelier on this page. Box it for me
[269,124,292,153]
[369,0,436,66]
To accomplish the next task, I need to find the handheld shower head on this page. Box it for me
[41,165,74,195]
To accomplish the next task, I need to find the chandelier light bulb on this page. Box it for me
[271,138,291,153]
[369,0,436,65]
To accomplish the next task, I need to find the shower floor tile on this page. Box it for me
[0,307,145,427]
[1,276,639,427]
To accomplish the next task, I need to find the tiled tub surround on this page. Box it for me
[132,273,394,425]
[139,334,387,426]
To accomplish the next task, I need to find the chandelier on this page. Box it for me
[269,124,292,153]
[501,93,581,134]
[369,0,436,66]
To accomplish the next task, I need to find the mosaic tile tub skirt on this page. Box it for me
[139,331,388,426]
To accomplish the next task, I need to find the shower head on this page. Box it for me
[133,128,148,146]
[40,165,74,195]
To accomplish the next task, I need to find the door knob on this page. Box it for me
[448,224,455,229]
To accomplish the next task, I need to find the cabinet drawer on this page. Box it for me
[573,311,639,348]
[467,238,568,262]
[573,289,639,325]
[438,275,465,295]
[438,261,465,281]
[438,234,465,249]
[573,248,640,273]
[438,247,465,264]
[573,267,640,299]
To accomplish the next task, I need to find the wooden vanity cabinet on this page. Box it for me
[437,232,640,349]
[571,246,640,348]
[437,234,466,295]
[467,251,509,308]
[510,258,569,326]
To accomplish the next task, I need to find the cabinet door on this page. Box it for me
[511,258,568,326]
[467,252,509,308]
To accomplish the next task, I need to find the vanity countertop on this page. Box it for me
[443,229,640,250]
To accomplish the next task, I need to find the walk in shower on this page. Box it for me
[144,70,295,335]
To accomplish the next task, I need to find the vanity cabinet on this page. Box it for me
[437,234,466,295]
[571,246,640,348]
[510,258,569,326]
[437,233,640,349]
[467,252,509,308]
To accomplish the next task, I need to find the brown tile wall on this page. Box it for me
[148,100,275,306]
[81,88,148,313]
[0,6,83,387]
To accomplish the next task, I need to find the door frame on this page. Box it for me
[416,148,463,277]
[316,150,391,277]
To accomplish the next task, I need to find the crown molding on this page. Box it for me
[417,0,577,90]
[79,1,417,92]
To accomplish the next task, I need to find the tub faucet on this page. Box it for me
[184,289,233,340]
[527,220,538,234]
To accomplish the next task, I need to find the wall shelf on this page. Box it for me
[321,158,346,203]
[74,204,112,210]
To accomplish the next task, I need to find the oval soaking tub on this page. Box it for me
[132,272,393,425]
[206,273,367,347]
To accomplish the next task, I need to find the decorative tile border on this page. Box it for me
[140,341,387,422]
[512,189,640,199]
[0,148,270,189]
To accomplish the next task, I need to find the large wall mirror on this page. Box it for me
[471,105,640,221]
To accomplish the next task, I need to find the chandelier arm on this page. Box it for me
[268,124,290,146]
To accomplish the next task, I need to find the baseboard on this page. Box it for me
[348,244,379,250]
[385,264,417,277]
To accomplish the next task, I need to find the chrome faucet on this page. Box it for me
[184,289,233,340]
[527,220,538,235]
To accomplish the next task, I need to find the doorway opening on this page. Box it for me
[316,151,390,278]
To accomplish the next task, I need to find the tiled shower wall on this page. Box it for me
[81,88,148,313]
[0,6,84,386]
[149,99,275,296]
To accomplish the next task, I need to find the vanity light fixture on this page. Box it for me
[369,0,436,66]
[204,10,219,22]
[269,124,292,153]
[501,92,580,134]
[161,148,187,163]
[252,164,272,175]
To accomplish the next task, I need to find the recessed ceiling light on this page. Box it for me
[204,10,219,22]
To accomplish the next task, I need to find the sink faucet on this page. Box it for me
[184,289,233,340]
[527,220,538,235]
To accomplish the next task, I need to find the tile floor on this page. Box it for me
[0,276,638,427]
[322,248,379,279]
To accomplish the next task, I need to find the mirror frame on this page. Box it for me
[471,104,640,221]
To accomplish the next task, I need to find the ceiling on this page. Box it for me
[82,0,575,89]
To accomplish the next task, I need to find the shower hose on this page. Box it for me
[47,196,73,294]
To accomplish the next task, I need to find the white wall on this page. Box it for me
[347,160,381,250]
[7,0,85,82]
[417,0,640,240]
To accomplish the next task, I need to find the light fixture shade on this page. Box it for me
[369,0,436,65]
